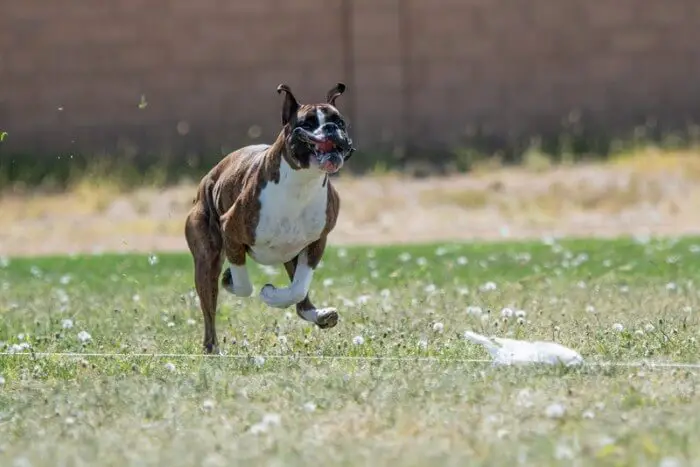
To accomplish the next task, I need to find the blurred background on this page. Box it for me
[2,0,700,256]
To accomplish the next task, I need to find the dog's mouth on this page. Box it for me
[292,127,354,174]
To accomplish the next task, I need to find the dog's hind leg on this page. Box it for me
[275,238,338,329]
[185,205,223,354]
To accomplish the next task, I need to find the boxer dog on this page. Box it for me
[185,83,355,354]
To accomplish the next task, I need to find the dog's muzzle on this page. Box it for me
[292,124,355,174]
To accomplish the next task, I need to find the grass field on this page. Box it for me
[2,236,700,466]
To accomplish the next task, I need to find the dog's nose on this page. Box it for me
[321,122,340,134]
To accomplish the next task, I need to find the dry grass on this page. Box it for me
[3,149,700,256]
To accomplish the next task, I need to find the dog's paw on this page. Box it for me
[297,307,339,329]
[315,307,339,329]
[260,284,289,308]
[221,269,253,297]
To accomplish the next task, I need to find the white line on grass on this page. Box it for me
[1,351,700,369]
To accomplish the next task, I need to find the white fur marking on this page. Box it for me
[250,159,328,265]
[316,108,326,130]
[223,264,253,297]
[260,251,314,308]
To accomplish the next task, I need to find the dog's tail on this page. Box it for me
[202,179,221,235]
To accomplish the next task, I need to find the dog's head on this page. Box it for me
[276,83,355,174]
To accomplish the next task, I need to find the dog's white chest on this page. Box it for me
[250,161,328,265]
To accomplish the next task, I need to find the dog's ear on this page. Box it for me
[277,83,299,126]
[326,82,346,107]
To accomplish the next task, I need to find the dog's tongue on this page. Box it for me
[316,139,335,153]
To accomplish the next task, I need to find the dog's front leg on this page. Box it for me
[261,237,338,329]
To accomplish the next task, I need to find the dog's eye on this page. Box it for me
[299,120,316,130]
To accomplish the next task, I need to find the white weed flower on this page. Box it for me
[61,319,74,329]
[416,257,428,266]
[337,248,347,258]
[323,278,334,287]
[644,323,655,332]
[432,322,444,333]
[164,362,176,372]
[612,323,624,332]
[435,247,448,256]
[148,254,159,266]
[187,318,196,326]
[585,305,596,314]
[356,294,372,305]
[582,410,595,419]
[666,282,677,291]
[167,321,175,328]
[352,335,365,345]
[456,256,468,265]
[466,306,483,316]
[132,294,141,302]
[479,281,497,292]
[515,309,527,318]
[398,252,412,262]
[59,274,72,285]
[659,457,682,467]
[303,402,317,412]
[418,339,428,350]
[77,331,92,343]
[201,399,215,411]
[545,403,566,419]
[253,356,266,367]
[501,308,514,318]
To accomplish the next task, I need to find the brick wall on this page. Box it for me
[2,0,700,165]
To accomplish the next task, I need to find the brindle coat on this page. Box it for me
[185,83,352,353]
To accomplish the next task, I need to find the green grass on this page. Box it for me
[2,237,700,466]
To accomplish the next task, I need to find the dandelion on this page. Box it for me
[435,247,448,256]
[187,318,196,326]
[352,335,365,346]
[456,256,468,265]
[253,356,266,367]
[418,338,428,350]
[432,322,444,333]
[398,252,412,262]
[61,319,74,329]
[479,281,497,292]
[356,294,372,305]
[303,402,317,412]
[59,274,72,285]
[424,284,437,294]
[132,294,141,302]
[164,362,176,372]
[545,403,566,419]
[666,282,677,291]
[517,317,525,325]
[201,399,215,412]
[167,321,175,328]
[644,323,655,332]
[77,330,92,343]
[467,306,483,316]
[582,410,595,419]
[501,308,514,318]
[612,323,624,332]
[586,305,596,314]
[249,413,281,434]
